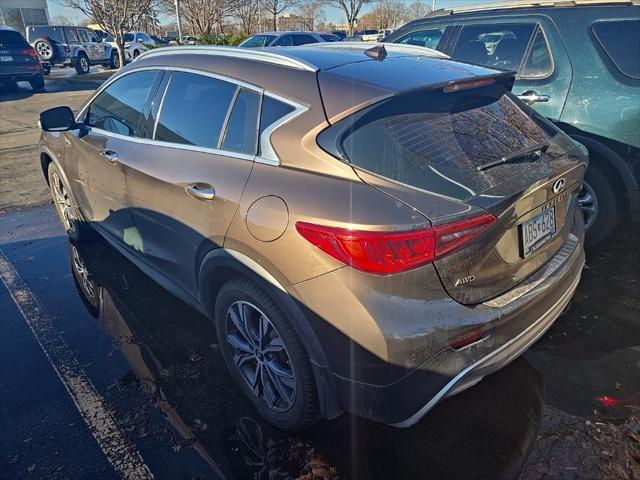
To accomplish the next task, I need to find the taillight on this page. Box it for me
[22,47,38,58]
[296,213,495,275]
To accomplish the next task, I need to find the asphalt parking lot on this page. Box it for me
[0,77,638,480]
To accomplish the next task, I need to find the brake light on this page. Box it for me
[22,47,38,58]
[444,78,496,92]
[296,213,495,274]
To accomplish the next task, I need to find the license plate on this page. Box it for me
[0,56,13,62]
[520,207,556,257]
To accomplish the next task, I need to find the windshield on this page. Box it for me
[239,35,276,48]
[328,83,575,200]
[124,33,134,42]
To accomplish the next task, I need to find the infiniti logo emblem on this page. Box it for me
[553,178,566,194]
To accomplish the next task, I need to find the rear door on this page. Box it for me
[122,70,259,294]
[442,17,572,121]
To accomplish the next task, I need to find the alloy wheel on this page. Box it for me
[226,301,296,412]
[36,42,52,58]
[52,171,76,233]
[80,56,89,72]
[578,180,598,231]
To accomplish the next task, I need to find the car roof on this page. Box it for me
[0,25,19,32]
[425,0,638,17]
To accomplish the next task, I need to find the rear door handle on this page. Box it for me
[99,149,119,164]
[517,90,550,104]
[186,183,215,201]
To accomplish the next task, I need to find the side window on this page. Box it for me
[66,29,79,43]
[77,29,89,43]
[154,72,236,149]
[451,23,536,71]
[88,31,98,43]
[396,28,444,50]
[273,35,293,46]
[222,89,261,155]
[259,96,294,135]
[520,28,553,78]
[592,20,640,79]
[86,70,160,137]
[292,34,318,46]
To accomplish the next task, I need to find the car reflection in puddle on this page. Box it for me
[69,239,544,480]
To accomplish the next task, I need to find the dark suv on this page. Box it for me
[0,26,44,91]
[386,1,640,246]
[26,25,117,74]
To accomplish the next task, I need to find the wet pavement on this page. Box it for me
[0,203,638,479]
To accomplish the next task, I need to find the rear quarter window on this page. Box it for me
[592,20,640,79]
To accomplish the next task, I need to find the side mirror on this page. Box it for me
[39,106,77,131]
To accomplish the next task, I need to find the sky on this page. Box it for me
[48,0,487,27]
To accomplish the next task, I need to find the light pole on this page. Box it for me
[432,0,436,12]
[174,0,183,43]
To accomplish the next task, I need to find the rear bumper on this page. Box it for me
[326,229,584,426]
[0,69,42,82]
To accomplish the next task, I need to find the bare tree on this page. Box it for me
[322,0,370,36]
[370,0,407,29]
[405,0,431,21]
[61,0,157,68]
[296,1,324,31]
[260,0,298,31]
[51,15,74,26]
[235,0,260,35]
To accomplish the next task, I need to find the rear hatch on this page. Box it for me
[318,75,587,304]
[0,29,39,74]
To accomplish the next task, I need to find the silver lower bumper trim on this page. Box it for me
[391,267,582,428]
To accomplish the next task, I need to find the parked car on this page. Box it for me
[238,31,337,48]
[100,31,155,65]
[0,26,44,91]
[150,34,169,46]
[181,35,198,45]
[39,43,586,431]
[26,25,116,74]
[385,1,640,247]
[330,30,347,40]
[355,29,382,41]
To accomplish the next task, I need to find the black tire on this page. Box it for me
[132,49,140,59]
[109,51,120,69]
[42,63,51,76]
[73,52,90,75]
[33,38,54,61]
[582,161,622,248]
[29,75,45,92]
[47,163,93,243]
[215,277,319,431]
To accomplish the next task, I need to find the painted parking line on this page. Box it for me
[0,250,154,480]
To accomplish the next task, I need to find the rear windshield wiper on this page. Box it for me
[477,142,549,172]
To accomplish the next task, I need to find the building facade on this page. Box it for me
[0,0,50,34]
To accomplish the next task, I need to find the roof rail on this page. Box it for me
[306,41,449,59]
[135,46,318,72]
[426,0,638,16]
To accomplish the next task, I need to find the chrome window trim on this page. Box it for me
[136,46,318,72]
[78,65,308,166]
[218,86,241,149]
[152,71,172,139]
[89,126,256,162]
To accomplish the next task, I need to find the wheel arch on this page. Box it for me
[198,248,342,419]
[570,133,638,212]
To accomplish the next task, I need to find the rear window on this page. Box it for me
[324,83,573,200]
[592,20,640,79]
[0,30,28,48]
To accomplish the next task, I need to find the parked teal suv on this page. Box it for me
[385,1,640,246]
